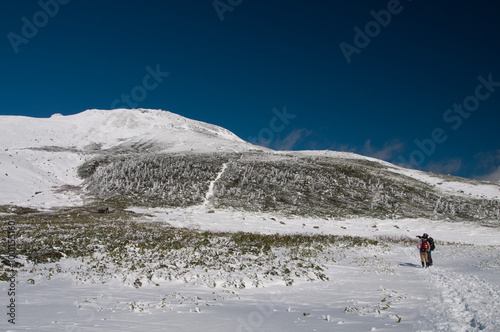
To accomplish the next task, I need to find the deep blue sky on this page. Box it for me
[1,0,499,181]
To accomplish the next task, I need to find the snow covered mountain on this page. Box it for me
[2,108,500,331]
[0,109,262,207]
[1,108,499,221]
[0,108,251,152]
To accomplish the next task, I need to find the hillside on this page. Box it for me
[1,109,499,222]
[2,109,500,331]
[0,109,262,208]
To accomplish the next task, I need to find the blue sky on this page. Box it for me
[1,0,499,181]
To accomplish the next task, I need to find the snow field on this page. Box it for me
[3,207,500,331]
[7,242,500,331]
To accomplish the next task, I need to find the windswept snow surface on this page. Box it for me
[0,109,247,151]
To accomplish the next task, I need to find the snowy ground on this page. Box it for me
[1,110,499,331]
[2,207,500,332]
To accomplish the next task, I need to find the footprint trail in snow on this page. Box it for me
[426,267,500,331]
[203,162,228,206]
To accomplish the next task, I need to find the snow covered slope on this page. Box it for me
[0,108,499,215]
[281,150,500,200]
[3,205,500,332]
[0,108,257,152]
[0,109,262,207]
[2,109,500,332]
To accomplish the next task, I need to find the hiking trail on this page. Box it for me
[203,162,228,207]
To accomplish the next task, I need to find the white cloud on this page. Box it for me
[473,150,500,182]
[424,158,463,175]
[360,139,405,161]
[331,139,405,162]
[476,166,500,182]
[271,129,311,151]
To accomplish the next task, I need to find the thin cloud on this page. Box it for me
[476,166,500,182]
[474,150,500,182]
[424,158,463,175]
[331,139,405,162]
[360,139,405,161]
[271,129,312,150]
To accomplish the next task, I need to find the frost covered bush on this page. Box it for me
[79,152,500,220]
[82,153,230,207]
[211,155,500,220]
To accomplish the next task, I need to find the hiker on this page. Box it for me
[417,235,431,268]
[417,233,435,266]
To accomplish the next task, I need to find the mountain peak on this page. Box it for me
[0,108,263,207]
[1,108,257,153]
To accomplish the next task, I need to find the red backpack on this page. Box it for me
[421,241,429,251]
